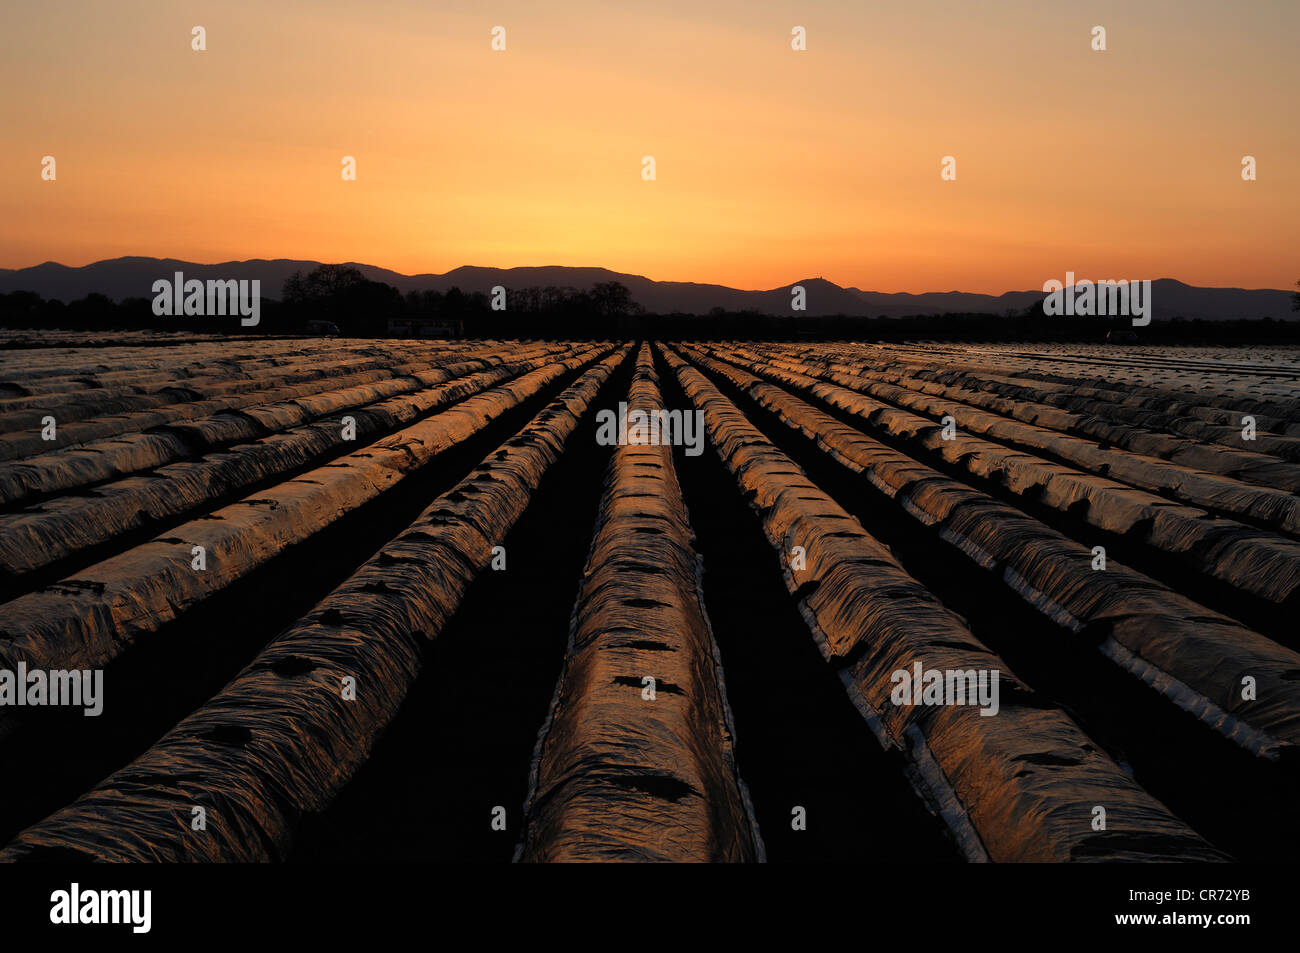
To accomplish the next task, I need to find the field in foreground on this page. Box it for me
[0,334,1297,862]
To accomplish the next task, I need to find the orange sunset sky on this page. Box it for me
[3,0,1297,294]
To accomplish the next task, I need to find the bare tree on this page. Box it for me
[282,265,369,304]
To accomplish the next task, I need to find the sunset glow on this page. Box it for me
[3,0,1296,292]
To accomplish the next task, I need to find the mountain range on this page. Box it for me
[1,257,1294,321]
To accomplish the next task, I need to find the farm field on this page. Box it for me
[0,333,1297,863]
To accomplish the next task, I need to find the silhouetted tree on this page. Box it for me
[282,265,369,304]
[591,281,642,317]
[282,264,401,336]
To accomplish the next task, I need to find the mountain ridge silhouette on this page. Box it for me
[1,257,1293,320]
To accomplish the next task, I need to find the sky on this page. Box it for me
[2,0,1297,293]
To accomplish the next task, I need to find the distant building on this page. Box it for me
[387,316,462,339]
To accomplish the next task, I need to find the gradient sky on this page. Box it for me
[3,0,1297,293]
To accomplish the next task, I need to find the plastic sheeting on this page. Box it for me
[683,346,1300,760]
[0,347,577,577]
[0,341,452,457]
[0,340,533,461]
[665,345,1228,862]
[0,348,609,688]
[742,345,1300,527]
[0,347,630,862]
[773,344,1300,487]
[706,347,1300,607]
[518,344,761,862]
[0,345,569,505]
[0,345,417,424]
[822,341,1300,413]
[785,340,1300,418]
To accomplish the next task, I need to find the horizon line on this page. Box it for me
[2,256,1294,297]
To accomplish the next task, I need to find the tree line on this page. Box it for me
[2,267,1298,343]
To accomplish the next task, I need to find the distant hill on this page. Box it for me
[0,257,1293,321]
